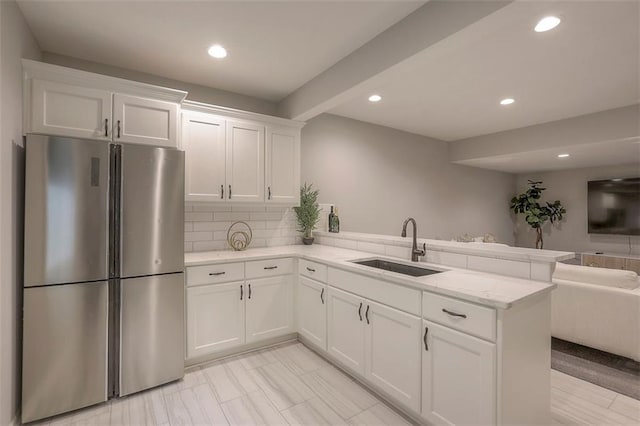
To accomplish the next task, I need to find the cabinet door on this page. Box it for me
[297,277,327,350]
[186,282,245,359]
[181,112,226,201]
[422,320,496,426]
[265,126,300,204]
[226,120,264,202]
[31,79,112,140]
[327,287,366,375]
[364,300,421,412]
[113,94,178,148]
[245,275,293,343]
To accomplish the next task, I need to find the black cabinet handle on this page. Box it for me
[306,267,316,272]
[117,120,121,138]
[221,184,224,199]
[358,302,363,321]
[424,326,429,351]
[365,305,370,324]
[264,266,278,270]
[248,284,252,299]
[104,118,109,137]
[320,288,325,304]
[442,308,467,319]
[240,285,243,300]
[228,185,232,199]
[209,272,225,276]
[268,186,271,200]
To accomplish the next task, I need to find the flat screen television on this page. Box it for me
[587,177,640,235]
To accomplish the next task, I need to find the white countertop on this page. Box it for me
[315,231,575,263]
[185,245,555,310]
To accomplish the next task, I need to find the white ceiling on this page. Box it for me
[456,137,640,174]
[329,0,640,141]
[17,0,424,101]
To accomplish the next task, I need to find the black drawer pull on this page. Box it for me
[442,308,467,319]
[358,302,363,321]
[104,118,109,137]
[264,266,278,270]
[240,285,243,300]
[365,305,370,324]
[424,326,429,351]
[320,288,325,304]
[248,284,252,299]
[209,272,226,276]
[306,267,316,272]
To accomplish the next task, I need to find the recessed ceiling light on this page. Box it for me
[557,153,570,158]
[500,98,515,105]
[208,44,227,59]
[611,178,623,181]
[535,16,561,32]
[368,94,382,102]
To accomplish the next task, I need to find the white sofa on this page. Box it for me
[551,262,640,361]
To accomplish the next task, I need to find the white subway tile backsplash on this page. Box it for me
[185,231,213,242]
[184,205,299,253]
[192,204,232,212]
[185,212,213,222]
[193,221,232,232]
[214,211,250,222]
[193,241,228,251]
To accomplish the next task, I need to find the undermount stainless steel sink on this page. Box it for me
[351,258,443,277]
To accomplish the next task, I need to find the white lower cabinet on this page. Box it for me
[245,275,294,343]
[297,277,327,350]
[365,300,422,412]
[327,287,366,375]
[186,282,245,359]
[422,320,496,426]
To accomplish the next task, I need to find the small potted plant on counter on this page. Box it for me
[294,183,321,245]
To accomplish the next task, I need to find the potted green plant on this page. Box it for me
[294,183,321,245]
[510,180,566,249]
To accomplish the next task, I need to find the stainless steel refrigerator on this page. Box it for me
[22,134,185,423]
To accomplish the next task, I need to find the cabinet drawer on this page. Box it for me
[299,259,328,282]
[422,292,496,342]
[246,258,293,278]
[186,262,244,286]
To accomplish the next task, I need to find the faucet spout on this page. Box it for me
[401,217,425,262]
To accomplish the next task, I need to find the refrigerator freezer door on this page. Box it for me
[119,144,184,278]
[22,282,109,423]
[24,135,109,287]
[119,273,185,396]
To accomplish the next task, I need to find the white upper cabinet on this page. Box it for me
[182,112,226,201]
[226,120,265,203]
[265,126,300,204]
[23,60,186,148]
[113,94,178,148]
[31,79,112,140]
[180,103,303,205]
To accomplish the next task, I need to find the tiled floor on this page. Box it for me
[34,341,640,426]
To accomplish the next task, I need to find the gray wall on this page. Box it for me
[515,164,640,255]
[301,114,517,244]
[42,52,278,116]
[0,1,42,423]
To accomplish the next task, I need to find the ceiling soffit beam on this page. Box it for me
[277,0,512,121]
[449,104,640,163]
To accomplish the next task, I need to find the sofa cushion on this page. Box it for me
[554,262,639,290]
